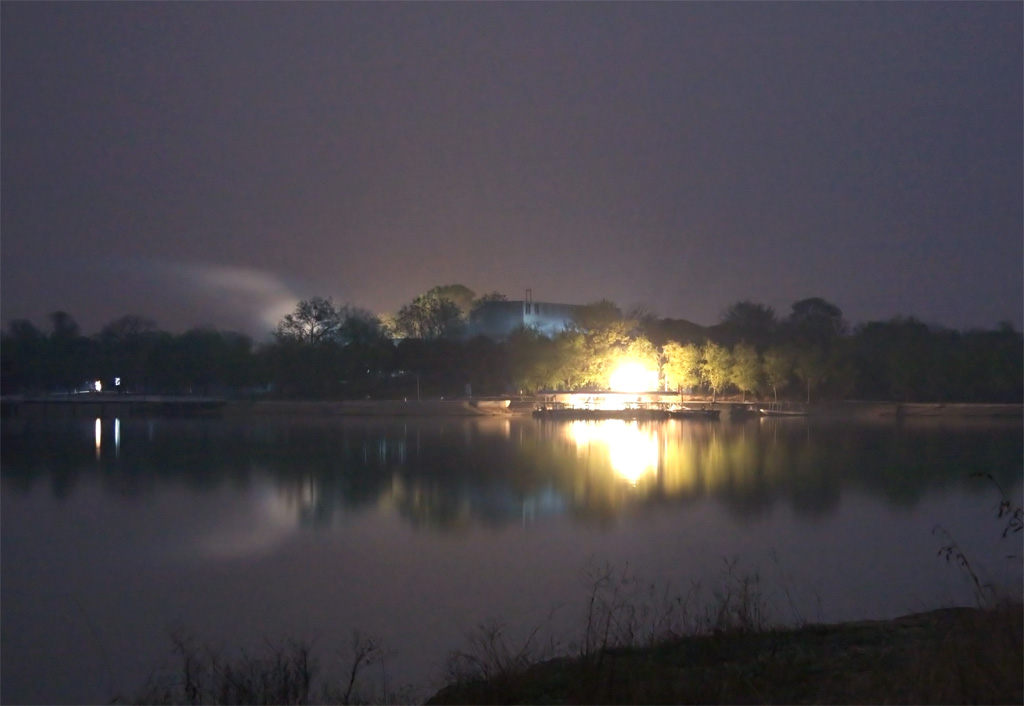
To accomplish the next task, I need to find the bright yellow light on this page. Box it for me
[609,362,657,392]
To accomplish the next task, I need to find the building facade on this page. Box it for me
[468,300,580,339]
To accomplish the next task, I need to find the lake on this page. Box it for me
[2,412,1021,704]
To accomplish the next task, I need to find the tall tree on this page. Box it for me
[48,310,81,340]
[731,343,761,402]
[1,319,47,393]
[275,297,343,345]
[579,322,632,388]
[572,299,622,333]
[786,297,847,347]
[96,314,159,393]
[339,307,387,346]
[719,300,778,347]
[393,294,463,340]
[794,347,828,403]
[47,311,88,392]
[701,341,733,402]
[762,346,794,403]
[426,284,476,315]
[471,291,508,312]
[550,330,587,390]
[662,341,702,393]
[505,325,554,393]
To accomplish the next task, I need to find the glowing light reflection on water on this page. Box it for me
[1,415,1020,705]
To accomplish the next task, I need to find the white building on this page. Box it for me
[468,299,580,339]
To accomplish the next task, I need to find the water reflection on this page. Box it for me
[3,414,1020,706]
[2,416,1021,531]
[565,420,659,485]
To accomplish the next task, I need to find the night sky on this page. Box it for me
[2,2,1021,339]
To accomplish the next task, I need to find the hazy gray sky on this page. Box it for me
[2,2,1021,338]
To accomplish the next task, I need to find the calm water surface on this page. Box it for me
[2,414,1021,704]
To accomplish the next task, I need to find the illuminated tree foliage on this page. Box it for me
[731,343,761,401]
[700,341,733,402]
[662,341,702,393]
[579,324,631,388]
[1,296,1021,403]
[550,330,587,390]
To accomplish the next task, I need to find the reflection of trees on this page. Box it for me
[2,417,1021,531]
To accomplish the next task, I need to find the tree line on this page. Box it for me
[2,288,1020,403]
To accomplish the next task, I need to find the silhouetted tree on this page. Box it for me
[49,310,81,339]
[426,284,476,315]
[505,325,552,393]
[762,346,794,403]
[95,315,159,392]
[571,299,623,333]
[338,308,387,346]
[551,330,587,390]
[173,328,254,395]
[470,291,508,313]
[785,297,846,347]
[393,294,463,340]
[794,347,828,403]
[719,300,778,348]
[47,311,88,393]
[275,297,343,345]
[1,319,47,393]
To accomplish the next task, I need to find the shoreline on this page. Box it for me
[4,396,1017,420]
[222,397,529,418]
[222,398,1023,419]
[426,603,1023,705]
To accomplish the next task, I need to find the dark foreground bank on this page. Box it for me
[427,604,1023,705]
[119,605,1022,705]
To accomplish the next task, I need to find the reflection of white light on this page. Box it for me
[567,420,659,485]
[609,362,657,392]
[94,380,102,392]
[94,418,102,459]
[114,418,121,457]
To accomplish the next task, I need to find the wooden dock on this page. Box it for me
[532,405,670,421]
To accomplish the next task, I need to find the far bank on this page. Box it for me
[222,398,1022,420]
